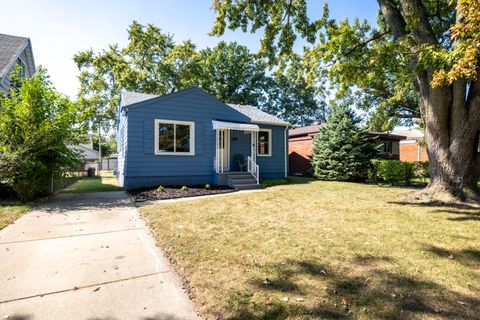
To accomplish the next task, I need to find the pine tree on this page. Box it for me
[311,105,377,181]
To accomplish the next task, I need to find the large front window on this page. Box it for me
[258,129,271,156]
[154,119,195,155]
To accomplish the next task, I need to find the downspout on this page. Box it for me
[284,126,288,178]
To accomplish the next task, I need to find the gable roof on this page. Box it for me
[391,128,424,140]
[288,124,325,137]
[289,124,406,140]
[0,33,33,79]
[227,103,289,125]
[121,91,159,106]
[120,88,289,125]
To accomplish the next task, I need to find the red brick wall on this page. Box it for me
[288,137,314,176]
[400,142,428,161]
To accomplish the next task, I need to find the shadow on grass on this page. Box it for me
[390,201,480,222]
[425,245,480,269]
[229,257,479,319]
[389,200,480,210]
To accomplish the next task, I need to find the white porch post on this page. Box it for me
[220,129,224,173]
[215,129,219,173]
[251,131,257,163]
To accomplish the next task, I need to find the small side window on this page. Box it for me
[258,129,272,156]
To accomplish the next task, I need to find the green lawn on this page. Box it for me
[140,180,480,319]
[0,204,32,230]
[63,170,122,193]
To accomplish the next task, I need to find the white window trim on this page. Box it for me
[258,128,272,157]
[154,119,195,156]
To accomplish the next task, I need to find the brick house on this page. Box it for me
[391,129,428,162]
[288,125,405,176]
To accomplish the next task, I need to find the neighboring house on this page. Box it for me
[101,154,118,171]
[72,135,100,169]
[391,129,428,162]
[117,87,289,190]
[288,124,406,176]
[0,33,35,93]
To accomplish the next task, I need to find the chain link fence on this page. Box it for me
[50,168,89,194]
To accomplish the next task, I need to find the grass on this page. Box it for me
[0,204,32,230]
[140,180,480,319]
[63,170,122,193]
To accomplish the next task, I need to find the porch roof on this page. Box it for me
[212,120,259,132]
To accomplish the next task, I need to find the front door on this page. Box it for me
[220,129,230,171]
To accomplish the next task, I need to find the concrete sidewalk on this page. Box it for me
[0,192,198,320]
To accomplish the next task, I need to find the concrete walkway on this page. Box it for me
[0,192,198,320]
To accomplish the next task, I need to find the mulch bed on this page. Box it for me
[129,184,235,202]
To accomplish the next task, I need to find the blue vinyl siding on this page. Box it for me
[256,124,288,179]
[119,88,287,189]
[228,126,287,178]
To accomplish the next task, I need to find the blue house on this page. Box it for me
[117,87,289,190]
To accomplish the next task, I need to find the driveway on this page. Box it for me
[0,191,198,320]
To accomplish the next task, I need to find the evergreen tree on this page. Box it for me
[311,105,377,181]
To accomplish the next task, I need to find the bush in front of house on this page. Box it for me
[370,160,420,185]
[415,161,430,181]
[311,104,377,182]
[0,67,83,202]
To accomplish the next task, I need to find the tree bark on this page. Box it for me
[378,0,480,202]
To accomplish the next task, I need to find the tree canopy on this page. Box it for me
[74,21,325,128]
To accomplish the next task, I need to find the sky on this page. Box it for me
[0,0,380,98]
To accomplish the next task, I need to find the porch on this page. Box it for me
[212,120,260,188]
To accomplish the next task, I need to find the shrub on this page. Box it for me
[403,162,417,185]
[416,161,430,181]
[370,160,419,185]
[181,186,189,191]
[157,185,165,192]
[0,68,83,201]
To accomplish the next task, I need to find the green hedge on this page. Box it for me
[370,160,429,185]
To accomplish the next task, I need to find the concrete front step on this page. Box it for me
[235,183,261,190]
[225,172,259,190]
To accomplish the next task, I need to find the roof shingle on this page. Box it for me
[121,89,289,125]
[0,33,29,79]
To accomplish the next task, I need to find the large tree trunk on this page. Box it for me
[378,0,480,203]
[419,77,480,202]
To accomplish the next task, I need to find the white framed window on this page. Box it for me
[154,119,195,156]
[258,129,272,156]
